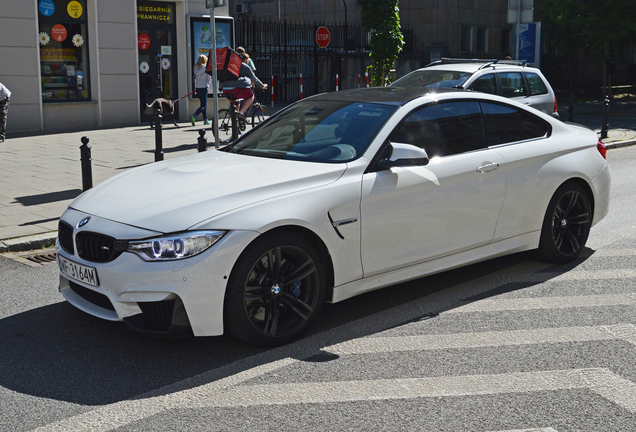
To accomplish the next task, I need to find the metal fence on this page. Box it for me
[235,19,414,103]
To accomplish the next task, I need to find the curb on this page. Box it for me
[0,232,57,253]
[605,139,636,149]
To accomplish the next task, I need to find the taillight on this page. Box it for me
[553,96,558,114]
[597,140,607,159]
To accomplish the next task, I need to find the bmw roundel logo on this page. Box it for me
[77,217,91,228]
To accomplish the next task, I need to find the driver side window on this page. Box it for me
[390,101,486,158]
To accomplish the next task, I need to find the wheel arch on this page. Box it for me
[240,225,336,302]
[559,176,596,220]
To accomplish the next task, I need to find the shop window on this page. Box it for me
[38,0,90,102]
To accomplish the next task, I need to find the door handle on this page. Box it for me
[477,162,500,173]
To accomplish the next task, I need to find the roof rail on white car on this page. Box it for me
[425,58,529,69]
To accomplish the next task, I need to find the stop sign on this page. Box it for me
[316,26,330,48]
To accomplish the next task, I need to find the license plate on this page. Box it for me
[59,256,100,287]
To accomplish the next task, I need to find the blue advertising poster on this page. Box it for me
[517,22,541,67]
[191,17,233,58]
[190,16,234,95]
[39,0,55,16]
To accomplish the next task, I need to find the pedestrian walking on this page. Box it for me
[191,55,212,126]
[0,82,10,143]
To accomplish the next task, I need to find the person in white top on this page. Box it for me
[190,55,212,126]
[0,82,10,142]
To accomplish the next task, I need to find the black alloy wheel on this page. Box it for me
[224,232,326,347]
[538,182,592,263]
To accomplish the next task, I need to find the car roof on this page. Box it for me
[305,86,464,105]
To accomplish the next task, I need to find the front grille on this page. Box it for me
[58,221,74,254]
[138,299,176,324]
[69,281,115,311]
[76,231,127,263]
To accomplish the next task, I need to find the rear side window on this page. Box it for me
[481,102,550,145]
[390,101,486,158]
[499,72,527,98]
[524,72,549,96]
[467,74,497,94]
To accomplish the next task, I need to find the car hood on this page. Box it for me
[70,150,347,233]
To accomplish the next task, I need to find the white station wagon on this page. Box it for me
[56,87,610,346]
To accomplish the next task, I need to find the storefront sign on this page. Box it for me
[67,1,83,18]
[138,33,151,50]
[51,24,68,42]
[137,1,174,24]
[39,0,55,16]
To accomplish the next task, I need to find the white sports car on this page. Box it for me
[56,87,611,346]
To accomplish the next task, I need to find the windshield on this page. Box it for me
[391,70,472,89]
[222,101,397,163]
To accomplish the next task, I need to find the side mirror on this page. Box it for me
[376,142,429,170]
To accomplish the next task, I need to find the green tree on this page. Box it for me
[356,0,404,86]
[542,0,636,92]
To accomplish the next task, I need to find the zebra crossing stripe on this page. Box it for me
[446,293,636,313]
[325,324,636,355]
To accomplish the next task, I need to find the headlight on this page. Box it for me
[127,231,225,261]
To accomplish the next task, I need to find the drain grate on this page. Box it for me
[26,252,58,264]
[1,247,59,267]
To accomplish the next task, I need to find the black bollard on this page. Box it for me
[198,129,207,152]
[568,91,574,122]
[80,136,93,191]
[601,95,610,139]
[154,109,164,162]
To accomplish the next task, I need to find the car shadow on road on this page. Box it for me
[0,248,594,406]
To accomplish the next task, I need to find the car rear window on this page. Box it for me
[481,102,550,145]
[524,72,549,96]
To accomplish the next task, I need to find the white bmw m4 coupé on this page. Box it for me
[56,87,610,346]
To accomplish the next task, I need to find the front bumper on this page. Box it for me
[56,208,258,336]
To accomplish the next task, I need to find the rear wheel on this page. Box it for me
[224,232,326,347]
[537,182,592,263]
[251,104,271,127]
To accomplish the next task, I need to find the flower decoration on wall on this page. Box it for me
[39,32,51,46]
[72,34,84,47]
[161,58,171,70]
[139,61,150,73]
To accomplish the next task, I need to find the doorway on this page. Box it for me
[137,1,178,122]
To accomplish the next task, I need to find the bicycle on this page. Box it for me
[246,88,272,127]
[216,93,247,143]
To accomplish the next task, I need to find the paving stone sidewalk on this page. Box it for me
[1,102,635,253]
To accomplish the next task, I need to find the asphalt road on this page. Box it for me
[1,146,635,431]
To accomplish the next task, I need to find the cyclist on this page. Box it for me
[220,53,267,118]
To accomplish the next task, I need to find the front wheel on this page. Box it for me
[251,105,271,127]
[537,182,592,263]
[224,232,326,347]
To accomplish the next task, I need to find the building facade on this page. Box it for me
[1,0,231,135]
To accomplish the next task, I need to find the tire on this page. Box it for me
[251,104,271,127]
[537,182,592,264]
[215,109,246,143]
[224,232,326,347]
[216,109,234,143]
